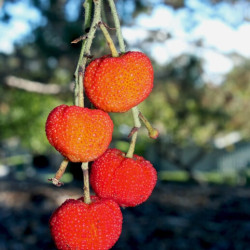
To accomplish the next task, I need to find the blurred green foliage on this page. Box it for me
[0,86,67,152]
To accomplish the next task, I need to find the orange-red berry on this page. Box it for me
[90,148,157,207]
[45,105,113,162]
[84,51,154,112]
[50,196,123,250]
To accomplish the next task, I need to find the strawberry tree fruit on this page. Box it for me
[45,105,113,162]
[50,196,123,250]
[90,148,157,207]
[84,51,154,113]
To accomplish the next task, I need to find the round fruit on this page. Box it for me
[45,105,113,162]
[90,148,157,207]
[50,196,123,250]
[84,51,154,112]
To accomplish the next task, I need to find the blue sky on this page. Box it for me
[0,1,42,53]
[1,0,250,84]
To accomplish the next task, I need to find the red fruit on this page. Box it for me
[90,148,157,207]
[50,196,123,250]
[45,105,113,162]
[84,51,154,113]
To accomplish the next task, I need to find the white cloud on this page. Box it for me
[201,49,234,84]
[0,38,13,54]
[202,49,234,75]
[235,23,250,57]
[137,5,175,30]
[191,19,250,58]
[5,1,41,22]
[136,5,188,39]
[122,27,148,45]
[191,19,237,54]
[150,39,192,65]
[150,44,169,64]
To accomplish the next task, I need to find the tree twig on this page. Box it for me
[4,76,73,94]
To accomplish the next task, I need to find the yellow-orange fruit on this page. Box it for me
[84,51,154,112]
[45,105,113,162]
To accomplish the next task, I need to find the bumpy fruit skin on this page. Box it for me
[50,196,123,250]
[84,51,154,113]
[45,105,113,162]
[90,148,157,207]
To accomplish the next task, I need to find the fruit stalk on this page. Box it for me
[99,22,119,57]
[107,0,126,53]
[78,67,85,107]
[81,162,91,204]
[126,107,141,158]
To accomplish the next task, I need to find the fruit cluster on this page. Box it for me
[45,1,158,249]
[46,51,158,249]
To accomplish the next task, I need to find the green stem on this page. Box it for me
[74,41,86,106]
[83,0,92,32]
[99,22,119,57]
[74,0,91,106]
[107,0,126,53]
[84,0,102,56]
[81,162,91,204]
[101,0,108,25]
[126,107,141,158]
[74,0,102,107]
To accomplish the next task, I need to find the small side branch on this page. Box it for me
[71,35,88,44]
[139,112,159,139]
[48,159,69,187]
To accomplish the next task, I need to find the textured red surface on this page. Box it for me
[84,51,154,112]
[45,105,113,162]
[90,148,157,207]
[50,196,123,250]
